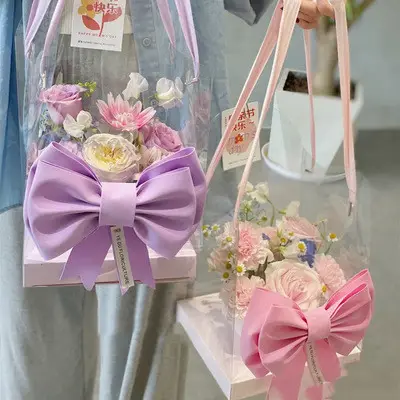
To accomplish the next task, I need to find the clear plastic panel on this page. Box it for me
[201,102,371,398]
[21,1,215,288]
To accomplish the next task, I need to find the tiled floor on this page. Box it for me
[184,130,400,399]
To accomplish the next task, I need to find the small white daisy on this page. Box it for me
[297,241,307,254]
[211,224,220,234]
[327,232,339,242]
[280,236,289,246]
[222,236,234,248]
[234,264,246,276]
[221,271,231,282]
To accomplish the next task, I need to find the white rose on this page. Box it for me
[156,77,184,109]
[82,133,140,182]
[122,72,149,100]
[264,260,324,311]
[63,111,92,138]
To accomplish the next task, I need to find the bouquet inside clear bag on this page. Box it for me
[22,0,213,291]
[178,1,375,399]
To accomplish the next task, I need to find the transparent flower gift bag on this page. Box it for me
[198,1,375,399]
[22,0,215,291]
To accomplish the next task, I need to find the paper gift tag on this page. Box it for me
[110,226,135,290]
[71,0,126,52]
[221,102,261,171]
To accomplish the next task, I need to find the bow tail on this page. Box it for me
[305,340,342,400]
[124,228,155,289]
[61,227,111,290]
[267,352,306,400]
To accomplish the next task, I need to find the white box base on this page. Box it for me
[177,293,361,400]
[24,234,196,287]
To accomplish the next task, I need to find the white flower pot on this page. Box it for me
[267,69,364,181]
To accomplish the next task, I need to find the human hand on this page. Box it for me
[297,0,320,30]
[281,0,337,30]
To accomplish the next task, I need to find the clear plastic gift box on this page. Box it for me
[21,0,215,289]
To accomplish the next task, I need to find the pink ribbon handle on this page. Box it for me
[233,0,301,229]
[206,0,284,185]
[25,0,53,58]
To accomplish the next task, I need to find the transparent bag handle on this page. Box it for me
[25,0,199,86]
[206,0,356,234]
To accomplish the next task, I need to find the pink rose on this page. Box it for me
[139,144,169,170]
[264,260,323,310]
[221,276,265,319]
[314,254,346,294]
[282,217,321,242]
[140,120,183,153]
[39,84,85,125]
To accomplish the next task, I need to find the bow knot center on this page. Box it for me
[99,182,137,227]
[305,307,331,343]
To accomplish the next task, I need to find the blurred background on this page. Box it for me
[225,0,398,130]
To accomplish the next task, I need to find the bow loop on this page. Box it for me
[24,142,206,291]
[241,270,374,400]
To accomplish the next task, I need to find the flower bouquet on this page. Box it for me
[27,73,187,180]
[23,72,207,292]
[204,181,348,326]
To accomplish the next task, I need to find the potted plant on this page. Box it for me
[266,0,376,180]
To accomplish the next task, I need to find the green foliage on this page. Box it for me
[77,81,97,98]
[325,0,375,27]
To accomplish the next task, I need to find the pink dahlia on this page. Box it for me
[97,94,156,132]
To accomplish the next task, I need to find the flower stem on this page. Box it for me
[267,199,276,226]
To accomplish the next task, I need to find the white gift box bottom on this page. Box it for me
[177,293,361,400]
[23,234,197,287]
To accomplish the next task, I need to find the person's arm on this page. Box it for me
[225,0,337,28]
[224,0,273,25]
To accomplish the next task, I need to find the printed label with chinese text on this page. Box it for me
[71,0,126,51]
[221,102,261,171]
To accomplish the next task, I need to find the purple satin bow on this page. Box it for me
[24,143,206,290]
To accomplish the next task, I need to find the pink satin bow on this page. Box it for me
[241,270,374,400]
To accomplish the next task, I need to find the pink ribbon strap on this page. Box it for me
[25,0,53,57]
[332,0,357,206]
[206,0,357,225]
[173,0,200,83]
[303,29,316,170]
[206,0,283,185]
[241,269,374,400]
